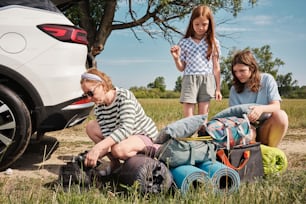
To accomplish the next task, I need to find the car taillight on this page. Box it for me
[72,97,92,105]
[37,24,88,45]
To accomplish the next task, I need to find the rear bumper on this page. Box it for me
[36,97,94,134]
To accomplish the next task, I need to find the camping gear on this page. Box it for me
[58,152,112,189]
[58,156,92,188]
[206,115,253,150]
[118,154,173,194]
[196,160,240,193]
[260,144,288,175]
[154,114,207,144]
[170,165,211,196]
[154,114,216,168]
[217,142,264,182]
[211,103,258,119]
[156,139,216,168]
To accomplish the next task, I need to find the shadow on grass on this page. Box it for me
[9,135,61,175]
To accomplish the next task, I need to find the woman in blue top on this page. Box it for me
[229,49,288,147]
[170,5,222,117]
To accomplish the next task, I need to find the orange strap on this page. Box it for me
[217,149,250,171]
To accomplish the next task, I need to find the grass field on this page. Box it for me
[140,98,306,129]
[0,99,305,204]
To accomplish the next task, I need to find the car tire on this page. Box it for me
[0,84,32,171]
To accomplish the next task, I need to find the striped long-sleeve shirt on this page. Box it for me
[94,87,158,143]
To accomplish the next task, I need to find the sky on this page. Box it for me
[96,0,306,90]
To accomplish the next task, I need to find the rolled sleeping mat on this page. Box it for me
[118,154,173,194]
[260,144,288,175]
[170,165,211,196]
[196,160,240,194]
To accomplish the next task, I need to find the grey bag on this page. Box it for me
[155,139,216,168]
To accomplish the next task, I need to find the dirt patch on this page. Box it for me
[0,128,92,180]
[0,128,305,180]
[279,128,306,154]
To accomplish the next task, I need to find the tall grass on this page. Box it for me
[139,98,306,129]
[0,170,305,203]
[281,99,306,128]
[0,99,305,203]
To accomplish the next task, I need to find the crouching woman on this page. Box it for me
[229,49,288,147]
[80,68,159,174]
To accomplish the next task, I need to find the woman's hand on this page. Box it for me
[84,146,101,167]
[247,106,264,123]
[84,136,116,167]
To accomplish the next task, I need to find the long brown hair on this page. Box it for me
[231,49,261,93]
[184,5,218,59]
[80,68,114,92]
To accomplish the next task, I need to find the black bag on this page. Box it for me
[58,155,93,188]
[58,152,113,189]
[217,142,264,182]
[58,162,90,188]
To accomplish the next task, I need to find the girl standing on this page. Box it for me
[170,5,222,117]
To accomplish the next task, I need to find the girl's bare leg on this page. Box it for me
[183,103,195,117]
[258,110,288,147]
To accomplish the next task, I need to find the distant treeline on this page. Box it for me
[130,86,306,99]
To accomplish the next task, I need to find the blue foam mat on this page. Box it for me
[170,165,211,196]
[197,160,240,193]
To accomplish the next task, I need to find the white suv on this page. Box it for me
[0,0,94,170]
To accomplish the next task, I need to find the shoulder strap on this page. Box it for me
[177,136,212,141]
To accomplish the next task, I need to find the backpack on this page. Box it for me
[205,115,253,150]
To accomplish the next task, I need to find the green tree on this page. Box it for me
[220,48,237,91]
[276,73,298,97]
[252,45,284,78]
[294,86,306,98]
[52,0,257,60]
[147,76,166,92]
[221,80,230,98]
[174,76,182,92]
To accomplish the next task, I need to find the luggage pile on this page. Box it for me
[58,105,288,196]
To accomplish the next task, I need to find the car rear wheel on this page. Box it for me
[0,84,32,171]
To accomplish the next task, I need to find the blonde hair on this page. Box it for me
[80,68,114,92]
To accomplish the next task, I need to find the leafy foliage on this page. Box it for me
[174,76,182,92]
[277,73,298,97]
[147,76,166,92]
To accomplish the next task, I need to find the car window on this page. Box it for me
[0,0,60,13]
